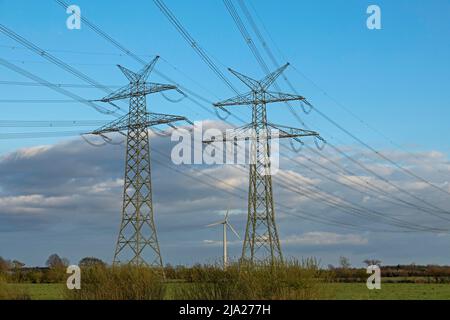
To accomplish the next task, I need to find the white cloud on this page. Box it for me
[0,127,449,266]
[1,145,52,161]
[89,179,124,194]
[0,194,76,214]
[282,232,369,246]
[203,239,240,247]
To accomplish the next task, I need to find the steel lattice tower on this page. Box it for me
[207,63,321,263]
[90,57,189,267]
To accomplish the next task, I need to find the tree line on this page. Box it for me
[0,254,105,283]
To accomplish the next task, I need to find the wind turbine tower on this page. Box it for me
[207,210,240,270]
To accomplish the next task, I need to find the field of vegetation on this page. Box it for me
[2,282,450,300]
[1,255,450,300]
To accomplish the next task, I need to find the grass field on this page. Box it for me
[327,283,450,300]
[4,283,450,300]
[6,284,64,300]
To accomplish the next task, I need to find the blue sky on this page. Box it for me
[1,0,449,152]
[0,0,450,267]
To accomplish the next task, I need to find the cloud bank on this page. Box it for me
[0,123,449,267]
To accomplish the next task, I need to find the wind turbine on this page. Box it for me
[207,210,240,270]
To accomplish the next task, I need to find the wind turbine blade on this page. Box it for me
[225,210,229,221]
[206,221,223,227]
[227,222,240,239]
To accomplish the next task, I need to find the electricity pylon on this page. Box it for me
[90,56,189,267]
[206,63,322,264]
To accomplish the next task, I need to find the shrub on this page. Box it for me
[65,265,165,300]
[0,277,31,300]
[174,258,331,300]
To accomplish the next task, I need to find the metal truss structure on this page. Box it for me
[206,63,322,263]
[90,57,189,267]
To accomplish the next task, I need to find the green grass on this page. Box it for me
[5,283,64,300]
[326,283,450,300]
[64,265,166,300]
[3,282,450,300]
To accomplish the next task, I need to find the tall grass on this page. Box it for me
[64,265,165,300]
[173,258,333,300]
[63,258,333,300]
[0,276,31,300]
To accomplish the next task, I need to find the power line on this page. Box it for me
[288,62,450,175]
[245,1,450,197]
[0,43,225,103]
[0,80,121,89]
[0,26,391,234]
[0,57,119,116]
[226,1,450,215]
[0,130,85,139]
[1,121,446,233]
[150,155,369,232]
[276,170,450,230]
[53,0,239,122]
[149,149,424,233]
[0,120,107,127]
[323,141,450,215]
[151,0,240,95]
[4,58,116,67]
[0,23,125,114]
[222,0,308,127]
[150,0,450,229]
[238,0,308,112]
[285,142,448,216]
[2,120,446,232]
[0,44,156,57]
[50,0,450,233]
[160,3,414,220]
[150,146,449,233]
[310,102,450,197]
[0,99,92,104]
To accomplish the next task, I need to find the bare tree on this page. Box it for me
[0,257,12,272]
[339,256,351,269]
[363,259,382,266]
[79,257,105,267]
[12,260,25,269]
[46,254,68,268]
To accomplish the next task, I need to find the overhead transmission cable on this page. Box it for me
[242,0,450,197]
[224,0,450,214]
[0,23,124,115]
[50,0,450,231]
[53,0,239,121]
[149,148,443,233]
[0,57,118,116]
